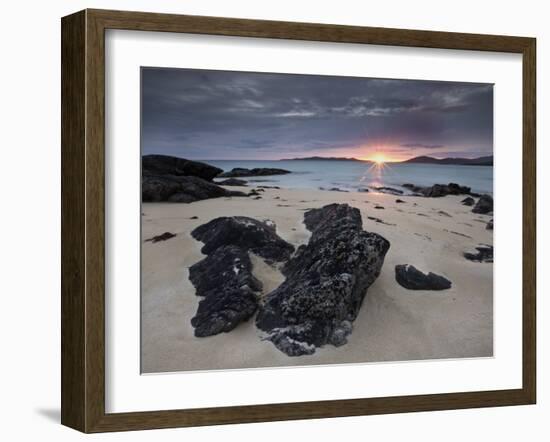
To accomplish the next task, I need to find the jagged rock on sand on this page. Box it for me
[189,245,262,337]
[191,216,294,263]
[142,154,222,181]
[464,245,493,263]
[472,194,493,214]
[395,264,451,290]
[219,167,291,178]
[461,196,475,206]
[142,174,247,203]
[256,204,390,356]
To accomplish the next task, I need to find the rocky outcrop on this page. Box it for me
[256,204,390,356]
[142,174,247,203]
[464,245,493,263]
[218,178,248,186]
[142,154,222,181]
[472,194,493,214]
[461,196,475,206]
[219,167,291,178]
[423,183,471,197]
[395,264,451,290]
[189,245,262,337]
[403,182,472,198]
[191,217,294,263]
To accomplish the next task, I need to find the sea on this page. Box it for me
[204,160,493,195]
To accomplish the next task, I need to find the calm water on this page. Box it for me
[204,160,493,195]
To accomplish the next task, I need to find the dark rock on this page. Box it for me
[367,216,395,226]
[142,174,247,203]
[329,187,349,192]
[395,199,406,203]
[191,216,294,263]
[358,188,369,192]
[423,182,471,197]
[371,186,403,195]
[142,155,222,181]
[404,182,472,198]
[189,245,262,337]
[145,232,176,243]
[218,178,248,186]
[189,216,199,220]
[253,196,262,200]
[219,167,291,178]
[395,264,451,290]
[374,205,385,209]
[258,185,280,189]
[472,194,493,214]
[461,197,475,206]
[486,219,493,230]
[464,245,493,263]
[256,204,390,356]
[403,183,424,193]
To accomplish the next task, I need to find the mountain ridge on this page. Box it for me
[400,155,493,166]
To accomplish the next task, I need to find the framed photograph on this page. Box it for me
[61,9,536,433]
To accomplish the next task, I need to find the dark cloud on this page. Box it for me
[141,67,493,160]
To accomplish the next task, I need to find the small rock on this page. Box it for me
[145,232,176,243]
[464,245,493,263]
[395,199,406,203]
[461,196,475,206]
[472,194,493,214]
[486,219,493,230]
[395,264,452,290]
[328,187,349,192]
[374,205,385,209]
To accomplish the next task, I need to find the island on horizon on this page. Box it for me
[279,155,493,166]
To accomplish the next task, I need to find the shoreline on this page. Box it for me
[141,188,493,374]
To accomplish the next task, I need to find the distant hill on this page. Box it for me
[401,155,493,166]
[280,156,367,162]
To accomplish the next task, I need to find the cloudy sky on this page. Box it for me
[141,67,493,161]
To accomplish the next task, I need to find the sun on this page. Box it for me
[370,153,387,165]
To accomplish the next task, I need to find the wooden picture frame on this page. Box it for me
[61,9,536,433]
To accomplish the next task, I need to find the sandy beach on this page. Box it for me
[141,188,493,374]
